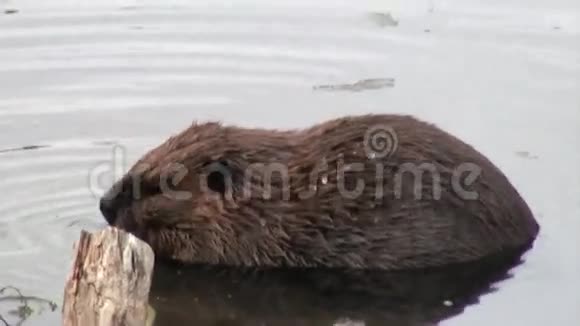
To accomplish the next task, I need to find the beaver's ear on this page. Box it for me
[201,159,244,198]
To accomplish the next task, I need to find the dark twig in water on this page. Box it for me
[0,287,24,298]
[0,145,48,154]
[0,286,58,326]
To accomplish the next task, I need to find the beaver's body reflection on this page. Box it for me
[150,247,530,326]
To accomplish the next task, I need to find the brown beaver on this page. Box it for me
[100,114,539,271]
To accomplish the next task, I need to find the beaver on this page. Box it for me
[99,114,539,271]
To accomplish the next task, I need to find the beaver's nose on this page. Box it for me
[99,196,118,225]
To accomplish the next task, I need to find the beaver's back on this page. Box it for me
[282,114,539,270]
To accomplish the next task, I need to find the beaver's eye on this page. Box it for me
[204,161,231,195]
[207,170,226,194]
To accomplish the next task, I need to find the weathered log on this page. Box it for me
[62,227,155,326]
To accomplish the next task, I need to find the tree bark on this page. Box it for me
[62,227,155,326]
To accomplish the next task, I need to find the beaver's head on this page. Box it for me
[99,121,298,266]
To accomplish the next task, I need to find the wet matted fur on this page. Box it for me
[100,114,539,271]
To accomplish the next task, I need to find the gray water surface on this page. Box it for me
[0,0,579,325]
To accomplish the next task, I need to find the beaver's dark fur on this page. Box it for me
[100,114,539,271]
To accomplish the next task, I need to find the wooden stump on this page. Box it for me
[62,227,155,326]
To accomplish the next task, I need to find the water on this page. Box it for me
[0,0,578,325]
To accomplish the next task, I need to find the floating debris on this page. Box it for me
[3,9,18,15]
[515,150,539,159]
[443,300,453,307]
[313,78,395,92]
[0,286,57,325]
[368,12,399,27]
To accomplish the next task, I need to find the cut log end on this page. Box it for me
[62,227,155,326]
